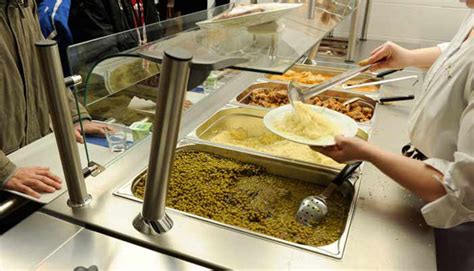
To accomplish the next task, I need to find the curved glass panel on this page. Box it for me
[67,0,355,168]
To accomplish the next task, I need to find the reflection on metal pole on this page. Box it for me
[35,40,91,208]
[346,0,361,62]
[360,0,372,41]
[133,48,192,235]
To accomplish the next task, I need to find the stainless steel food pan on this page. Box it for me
[186,107,368,168]
[264,64,382,94]
[234,81,375,117]
[114,142,363,259]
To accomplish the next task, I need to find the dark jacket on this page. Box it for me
[69,0,159,48]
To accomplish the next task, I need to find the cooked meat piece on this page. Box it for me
[242,86,374,122]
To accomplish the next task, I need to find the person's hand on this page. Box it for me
[3,167,62,199]
[183,99,193,111]
[74,120,111,144]
[359,41,414,71]
[311,135,375,163]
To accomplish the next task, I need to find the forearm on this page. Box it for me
[407,47,442,70]
[365,146,446,202]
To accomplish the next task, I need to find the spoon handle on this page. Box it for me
[333,161,362,186]
[379,95,415,104]
[376,69,403,78]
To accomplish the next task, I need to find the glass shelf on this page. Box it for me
[139,1,355,74]
[67,0,355,168]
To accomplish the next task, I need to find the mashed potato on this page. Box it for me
[209,127,343,168]
[274,102,340,141]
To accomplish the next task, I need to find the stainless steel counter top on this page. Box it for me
[5,131,125,204]
[40,69,437,269]
[35,220,207,270]
[0,212,82,270]
[0,212,207,270]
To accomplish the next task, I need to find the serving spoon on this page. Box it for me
[295,161,362,227]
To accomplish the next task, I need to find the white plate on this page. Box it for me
[197,3,303,29]
[263,104,358,146]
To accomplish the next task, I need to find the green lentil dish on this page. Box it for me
[132,151,351,247]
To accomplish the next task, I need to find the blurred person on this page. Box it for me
[1,0,107,198]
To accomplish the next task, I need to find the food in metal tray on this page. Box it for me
[133,151,350,247]
[209,127,343,168]
[268,69,379,92]
[247,87,288,108]
[242,87,374,122]
[308,96,373,122]
[269,70,329,85]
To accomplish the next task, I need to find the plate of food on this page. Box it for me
[263,102,358,146]
[197,3,303,29]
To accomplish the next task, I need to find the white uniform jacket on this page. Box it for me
[408,14,474,228]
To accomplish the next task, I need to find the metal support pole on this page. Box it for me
[302,42,320,65]
[35,40,91,208]
[133,48,192,235]
[345,0,361,62]
[307,0,315,19]
[360,0,372,41]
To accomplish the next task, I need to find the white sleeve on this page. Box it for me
[421,153,474,228]
[420,67,474,228]
[437,42,450,52]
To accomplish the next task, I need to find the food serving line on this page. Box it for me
[1,3,437,269]
[1,64,435,269]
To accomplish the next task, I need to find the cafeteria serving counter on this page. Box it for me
[29,68,436,269]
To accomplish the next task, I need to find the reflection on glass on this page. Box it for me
[139,1,354,73]
[283,0,354,31]
[67,0,355,168]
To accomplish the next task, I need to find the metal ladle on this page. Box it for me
[296,161,362,227]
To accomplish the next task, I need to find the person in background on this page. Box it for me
[1,0,107,198]
[37,0,74,75]
[68,0,159,46]
[164,0,230,19]
[313,2,474,229]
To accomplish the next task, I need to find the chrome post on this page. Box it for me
[360,0,372,41]
[307,0,315,19]
[302,42,320,65]
[35,40,91,208]
[345,0,361,62]
[133,48,192,235]
[301,0,318,65]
